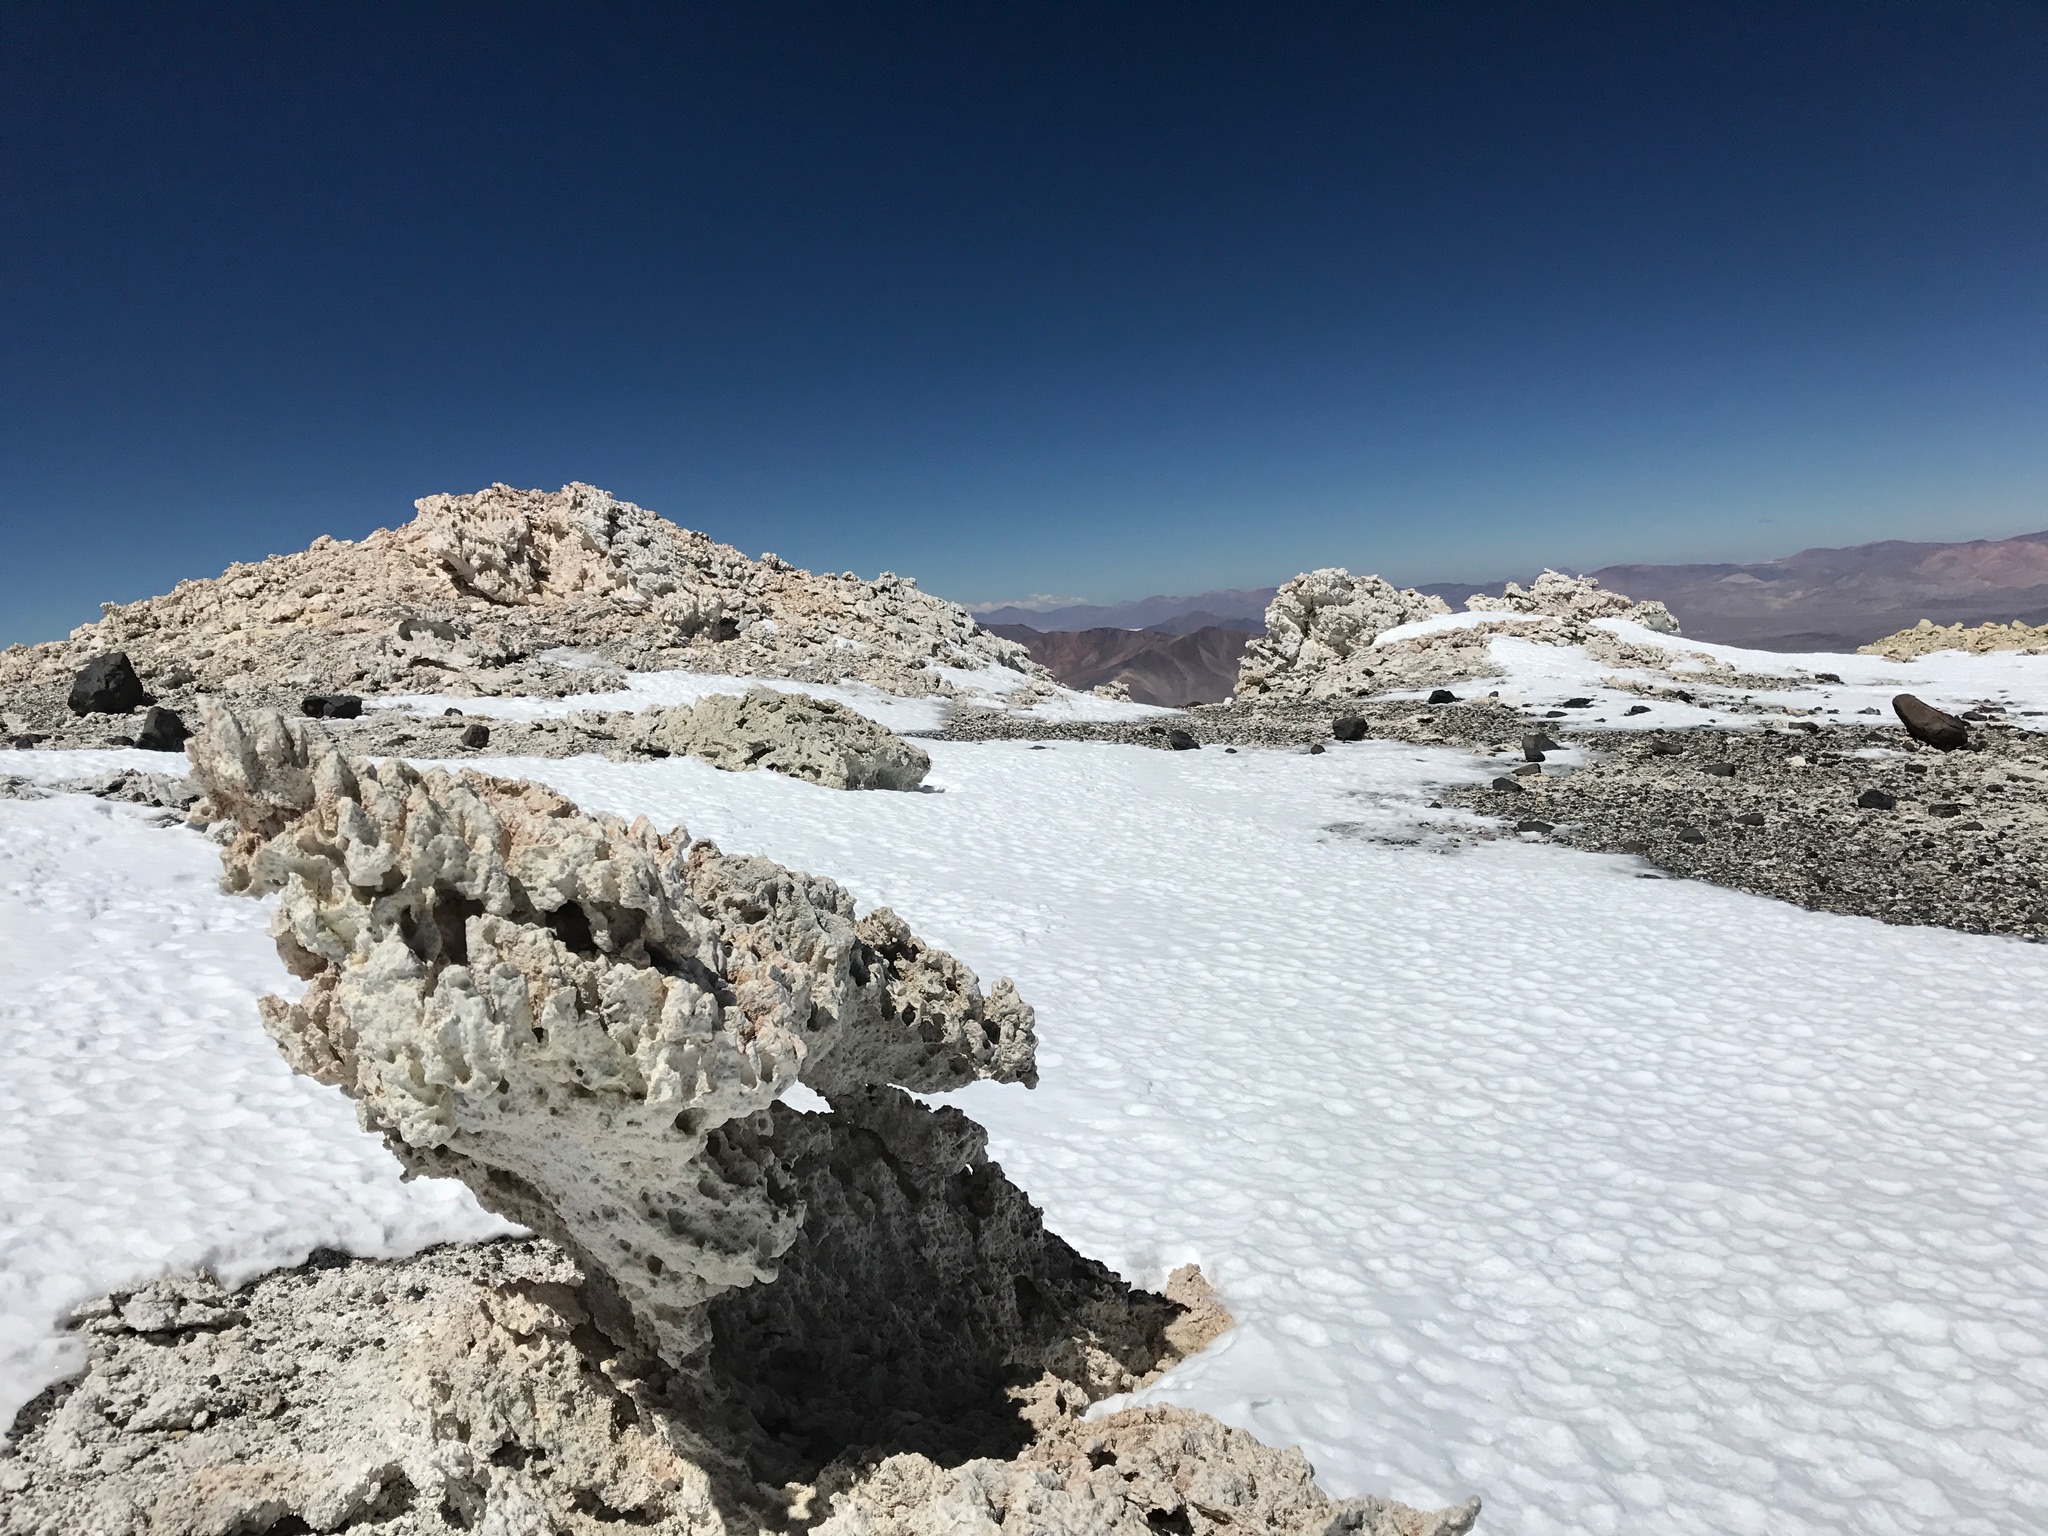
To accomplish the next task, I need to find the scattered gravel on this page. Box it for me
[1447,720,2048,940]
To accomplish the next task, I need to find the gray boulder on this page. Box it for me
[637,687,931,790]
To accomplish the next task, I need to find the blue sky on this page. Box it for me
[3,2,2044,643]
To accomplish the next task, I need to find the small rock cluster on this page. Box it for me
[633,687,931,790]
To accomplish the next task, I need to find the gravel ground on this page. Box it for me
[1445,718,2048,940]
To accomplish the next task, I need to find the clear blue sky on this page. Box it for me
[3,2,2044,643]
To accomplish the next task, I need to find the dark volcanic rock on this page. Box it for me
[1427,689,1458,704]
[1893,694,1969,751]
[67,652,152,715]
[1491,776,1526,793]
[1331,715,1369,742]
[301,693,365,720]
[1856,787,1898,810]
[1166,728,1199,751]
[133,706,191,752]
[460,722,491,749]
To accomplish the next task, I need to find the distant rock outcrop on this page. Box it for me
[1237,566,1686,700]
[1860,617,2048,660]
[0,484,1043,718]
[633,686,932,789]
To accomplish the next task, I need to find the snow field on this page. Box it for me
[517,740,2048,1536]
[0,787,513,1428]
[1,726,2044,1534]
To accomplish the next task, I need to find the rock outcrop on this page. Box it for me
[0,484,1043,724]
[1235,570,1453,700]
[1465,569,1679,633]
[1859,616,2048,660]
[0,700,1487,1534]
[181,701,1028,1364]
[634,687,931,790]
[1237,565,1683,701]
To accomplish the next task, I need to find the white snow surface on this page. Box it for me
[4,691,2048,1531]
[0,774,514,1428]
[1368,614,2048,737]
[373,664,1174,732]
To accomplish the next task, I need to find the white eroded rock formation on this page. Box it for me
[184,701,1031,1363]
[1237,565,1684,700]
[0,483,1042,709]
[633,688,932,790]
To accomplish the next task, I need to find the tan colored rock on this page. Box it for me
[634,687,931,789]
[1859,616,2048,660]
[0,483,1043,711]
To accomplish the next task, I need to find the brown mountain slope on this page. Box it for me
[1593,530,2048,650]
[986,624,1251,705]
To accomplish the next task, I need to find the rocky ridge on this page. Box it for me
[1859,616,2048,660]
[0,484,1044,735]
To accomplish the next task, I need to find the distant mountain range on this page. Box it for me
[974,527,2048,700]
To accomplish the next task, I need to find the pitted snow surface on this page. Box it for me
[505,740,2048,1536]
[0,788,513,1427]
[3,739,2044,1536]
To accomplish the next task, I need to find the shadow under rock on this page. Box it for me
[687,1085,1192,1492]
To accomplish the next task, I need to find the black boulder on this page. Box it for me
[68,652,152,715]
[134,706,191,752]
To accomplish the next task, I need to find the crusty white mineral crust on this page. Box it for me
[632,686,932,789]
[184,701,1032,1361]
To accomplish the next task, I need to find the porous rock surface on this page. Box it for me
[1236,568,1681,701]
[1859,616,2048,660]
[0,484,1043,731]
[1235,571,1453,700]
[0,1237,1471,1536]
[633,688,931,790]
[182,701,1031,1364]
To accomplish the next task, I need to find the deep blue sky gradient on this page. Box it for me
[4,2,2045,643]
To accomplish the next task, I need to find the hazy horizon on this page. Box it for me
[5,4,2044,644]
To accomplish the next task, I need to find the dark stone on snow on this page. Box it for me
[67,652,152,715]
[1490,776,1526,793]
[461,722,491,749]
[1561,697,1592,708]
[134,707,191,752]
[301,694,365,720]
[1166,729,1199,751]
[443,706,464,717]
[9,735,49,749]
[1813,672,1843,684]
[1702,763,1735,778]
[1515,820,1553,834]
[1543,710,1567,718]
[1307,742,1325,755]
[1892,694,1968,751]
[1331,715,1369,742]
[1624,704,1650,716]
[1522,733,1559,760]
[1856,788,1897,810]
[1512,763,1542,777]
[1426,689,1457,704]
